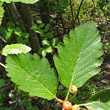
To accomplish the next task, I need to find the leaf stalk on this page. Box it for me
[55,98,64,103]
[68,93,77,101]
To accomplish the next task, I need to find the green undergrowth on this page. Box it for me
[0,72,109,109]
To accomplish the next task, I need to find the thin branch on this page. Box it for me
[65,89,70,101]
[0,62,7,68]
[69,0,75,28]
[0,36,7,43]
[55,98,64,103]
[68,93,77,101]
[75,0,84,23]
[79,101,98,106]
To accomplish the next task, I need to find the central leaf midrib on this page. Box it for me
[70,25,93,86]
[15,59,56,98]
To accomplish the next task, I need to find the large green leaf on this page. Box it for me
[82,89,110,109]
[1,0,39,4]
[88,89,110,102]
[6,53,58,100]
[2,44,31,56]
[53,22,103,88]
[82,101,110,110]
[0,1,4,25]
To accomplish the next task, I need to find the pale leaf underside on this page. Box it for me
[54,22,103,88]
[2,44,31,56]
[1,0,39,4]
[84,101,110,110]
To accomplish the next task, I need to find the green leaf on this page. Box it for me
[2,44,31,56]
[42,50,46,57]
[5,29,14,41]
[88,89,110,103]
[35,29,44,34]
[82,89,110,110]
[6,53,58,99]
[0,1,4,25]
[42,39,50,46]
[39,23,45,28]
[1,0,39,4]
[51,37,59,46]
[32,23,38,29]
[60,0,68,8]
[38,47,44,54]
[45,24,51,32]
[46,32,54,39]
[7,22,14,31]
[22,39,29,44]
[0,79,5,88]
[40,33,46,38]
[53,22,103,88]
[22,33,30,38]
[45,46,53,53]
[15,27,22,36]
[17,36,24,43]
[82,101,110,110]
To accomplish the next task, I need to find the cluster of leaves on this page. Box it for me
[52,0,68,14]
[37,0,68,14]
[33,23,59,57]
[48,0,110,25]
[1,22,110,110]
[97,0,110,10]
[0,22,29,44]
[97,0,110,17]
